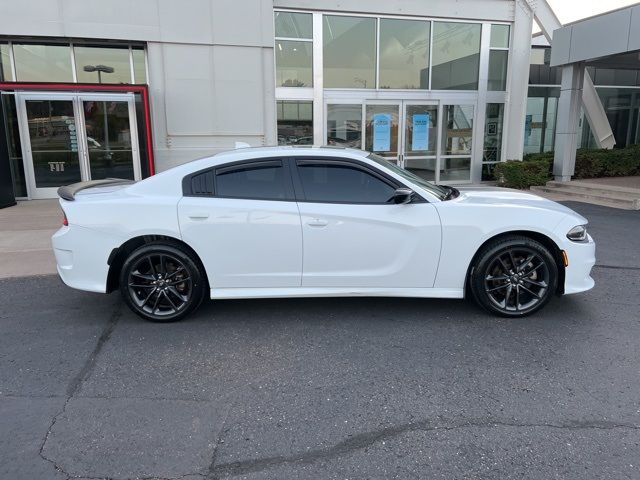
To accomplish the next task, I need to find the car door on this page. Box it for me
[292,157,442,288]
[178,158,302,288]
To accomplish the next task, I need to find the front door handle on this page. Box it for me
[307,218,329,227]
[187,212,209,220]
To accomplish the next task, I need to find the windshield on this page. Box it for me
[367,153,448,200]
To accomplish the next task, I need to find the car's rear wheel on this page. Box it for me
[470,236,558,317]
[119,242,206,322]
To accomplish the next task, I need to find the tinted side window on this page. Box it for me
[215,162,288,200]
[298,163,396,203]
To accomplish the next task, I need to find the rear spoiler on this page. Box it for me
[57,178,135,201]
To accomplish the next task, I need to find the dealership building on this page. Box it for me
[0,0,638,203]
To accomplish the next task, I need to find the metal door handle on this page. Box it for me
[307,218,329,227]
[188,212,209,220]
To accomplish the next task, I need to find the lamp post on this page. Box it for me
[83,64,114,84]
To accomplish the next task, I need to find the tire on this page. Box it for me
[119,242,207,322]
[469,235,558,318]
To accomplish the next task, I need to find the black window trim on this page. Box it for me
[291,157,427,205]
[182,157,296,202]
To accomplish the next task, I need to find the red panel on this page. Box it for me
[0,82,155,176]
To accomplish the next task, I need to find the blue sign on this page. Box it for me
[372,113,391,152]
[412,113,430,151]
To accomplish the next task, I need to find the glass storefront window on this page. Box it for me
[74,46,132,84]
[276,40,313,87]
[488,50,508,91]
[1,43,13,81]
[364,104,399,159]
[431,22,481,90]
[277,100,313,145]
[326,104,362,148]
[379,19,430,89]
[323,15,376,88]
[13,44,74,82]
[483,103,504,163]
[490,24,510,49]
[275,12,312,39]
[442,105,474,155]
[132,48,147,84]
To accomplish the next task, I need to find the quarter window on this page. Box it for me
[297,162,396,204]
[215,162,289,201]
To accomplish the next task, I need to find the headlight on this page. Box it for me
[567,225,588,242]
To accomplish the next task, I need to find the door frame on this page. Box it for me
[15,91,141,199]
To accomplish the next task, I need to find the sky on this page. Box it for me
[545,0,638,25]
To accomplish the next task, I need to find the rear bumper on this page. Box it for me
[52,225,122,293]
[563,234,596,295]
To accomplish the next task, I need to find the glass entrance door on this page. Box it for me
[364,102,400,164]
[17,92,140,199]
[20,97,82,198]
[80,96,140,181]
[402,102,439,181]
[362,99,473,184]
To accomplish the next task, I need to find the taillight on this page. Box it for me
[62,210,68,226]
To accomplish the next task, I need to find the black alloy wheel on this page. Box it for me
[470,236,558,317]
[120,242,206,322]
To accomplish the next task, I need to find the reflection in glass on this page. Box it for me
[275,41,312,87]
[1,94,26,196]
[326,104,362,148]
[490,24,510,48]
[82,101,135,180]
[323,16,376,88]
[483,103,504,163]
[14,44,74,82]
[488,50,508,91]
[132,48,147,84]
[405,157,436,181]
[0,44,12,81]
[379,19,430,89]
[75,46,132,84]
[442,105,474,155]
[440,158,471,182]
[277,100,313,145]
[365,104,399,160]
[25,100,81,187]
[275,12,312,39]
[431,22,481,90]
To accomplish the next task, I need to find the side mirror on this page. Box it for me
[393,188,414,204]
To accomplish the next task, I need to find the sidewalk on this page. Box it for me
[0,200,60,278]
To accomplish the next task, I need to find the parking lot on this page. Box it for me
[1,201,639,480]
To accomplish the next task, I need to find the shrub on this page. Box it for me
[494,158,552,189]
[494,144,640,189]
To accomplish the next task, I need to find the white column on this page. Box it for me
[504,0,534,162]
[553,63,584,181]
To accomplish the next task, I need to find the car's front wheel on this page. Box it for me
[469,235,558,317]
[119,242,206,322]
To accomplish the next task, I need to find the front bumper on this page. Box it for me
[563,234,596,295]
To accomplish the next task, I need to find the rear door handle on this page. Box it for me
[307,218,329,227]
[187,212,209,220]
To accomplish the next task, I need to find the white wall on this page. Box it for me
[0,0,277,171]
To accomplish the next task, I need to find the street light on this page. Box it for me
[83,64,114,84]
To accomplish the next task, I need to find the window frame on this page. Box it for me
[182,157,296,202]
[290,156,426,205]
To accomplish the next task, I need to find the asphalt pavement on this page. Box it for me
[1,202,639,480]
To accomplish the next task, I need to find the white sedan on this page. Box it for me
[52,146,595,322]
